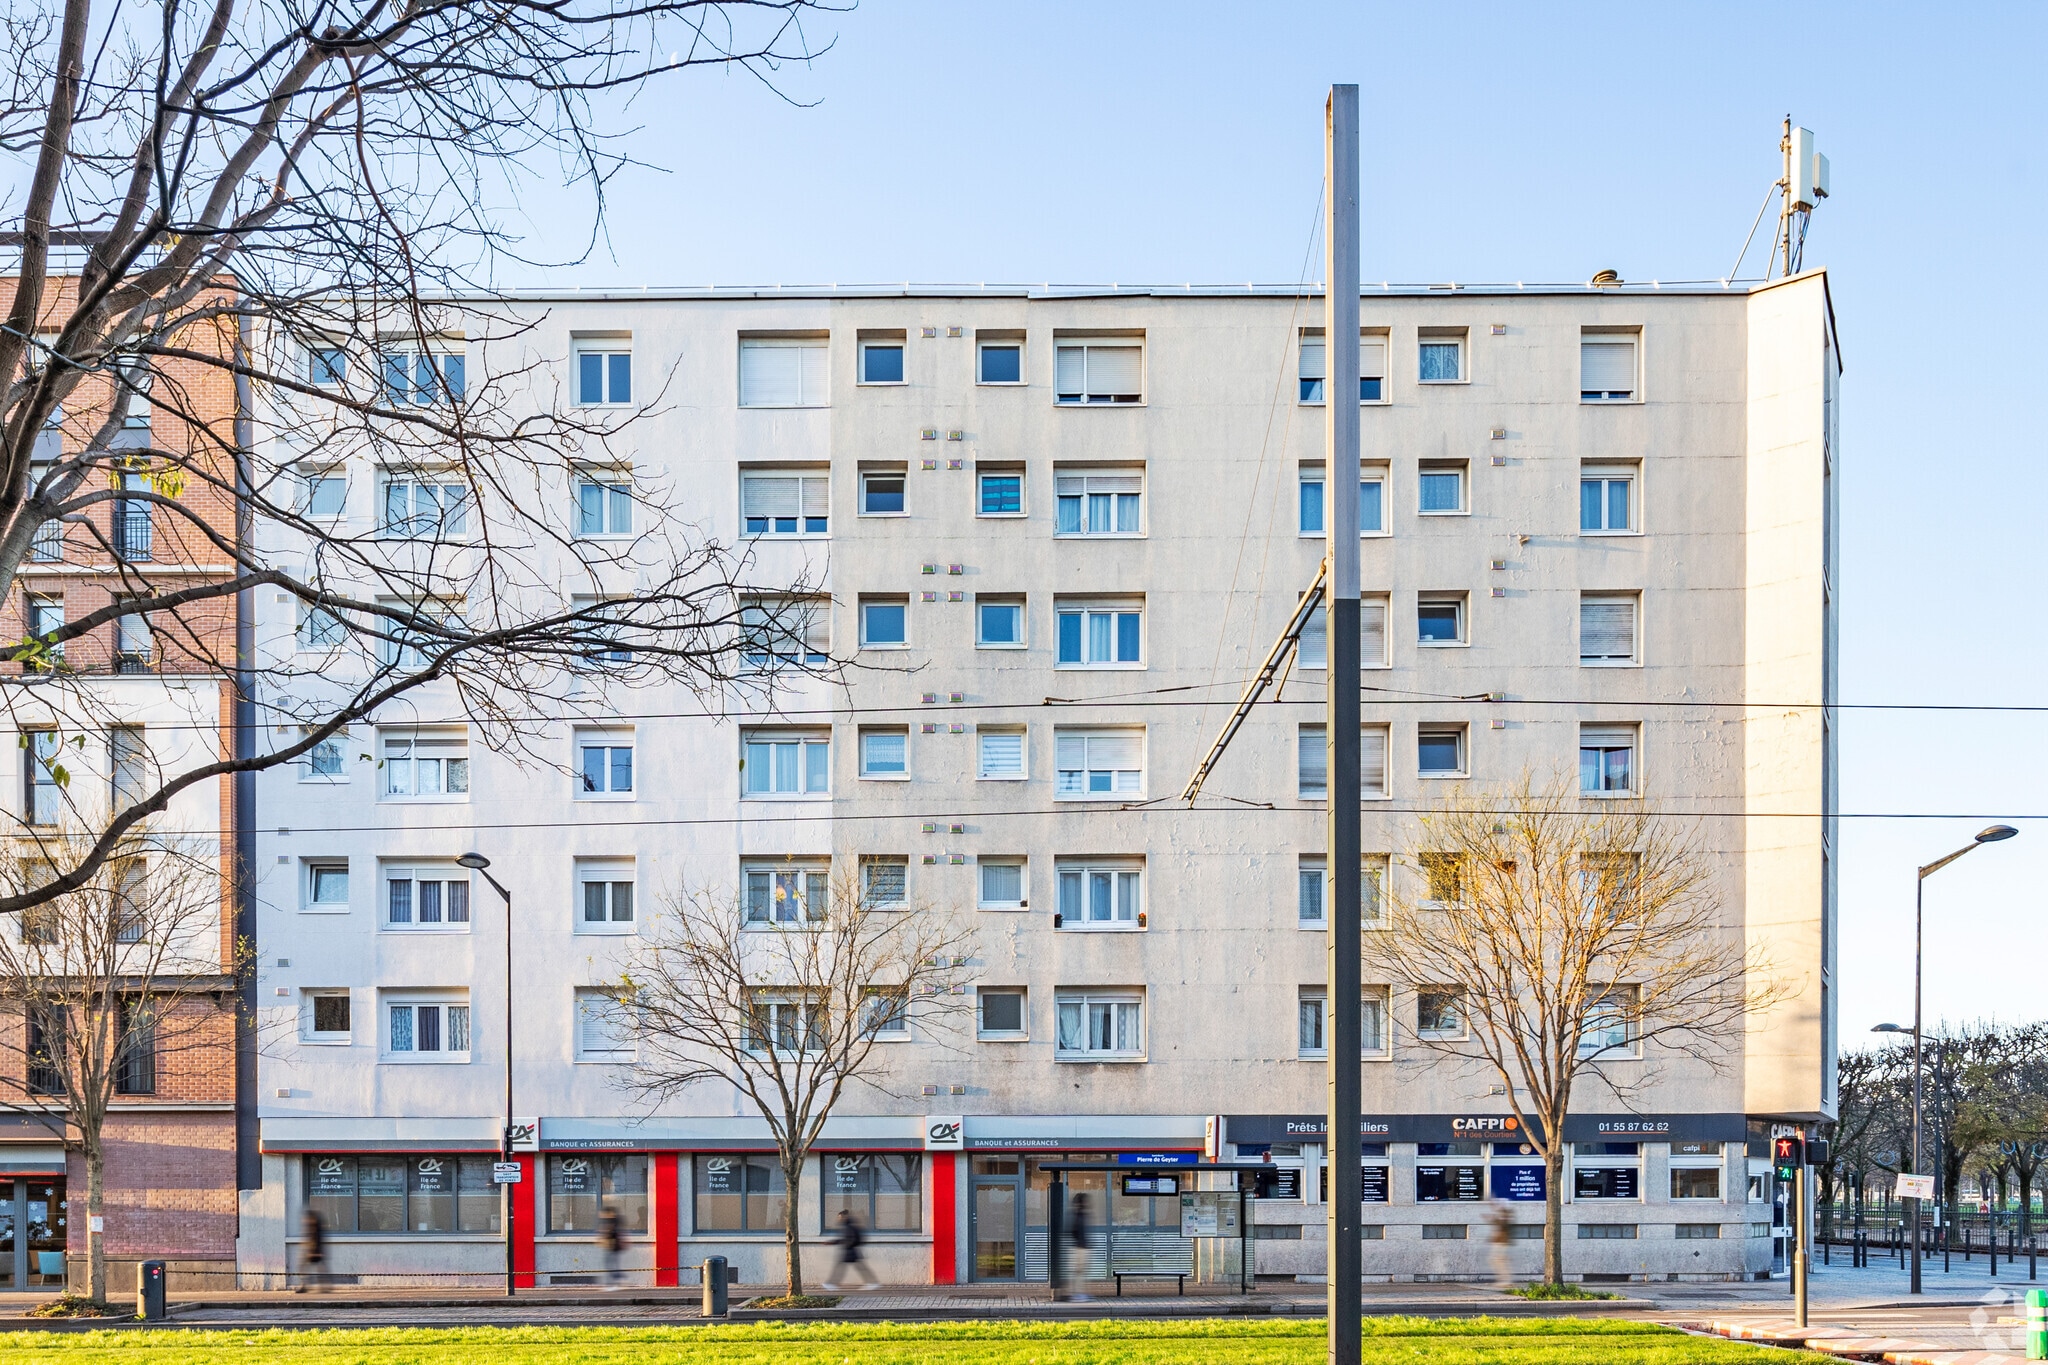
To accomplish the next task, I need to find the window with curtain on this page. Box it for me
[1053,728,1142,797]
[1297,470,1386,534]
[738,598,830,669]
[742,862,829,926]
[1580,466,1636,532]
[1297,856,1387,927]
[1054,991,1144,1057]
[1054,602,1142,666]
[739,338,828,407]
[1580,594,1639,663]
[1579,725,1637,795]
[380,348,465,406]
[384,868,472,928]
[1580,334,1638,401]
[1054,469,1143,535]
[978,859,1025,908]
[383,995,471,1056]
[1054,859,1142,929]
[575,477,633,536]
[742,730,830,796]
[858,727,907,778]
[379,477,470,539]
[381,732,469,798]
[1417,333,1463,382]
[1053,341,1143,404]
[740,471,828,536]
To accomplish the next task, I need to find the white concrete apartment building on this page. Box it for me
[235,271,1839,1287]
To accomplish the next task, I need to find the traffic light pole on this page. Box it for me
[1794,1157,1809,1328]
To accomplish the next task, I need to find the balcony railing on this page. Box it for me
[112,505,152,562]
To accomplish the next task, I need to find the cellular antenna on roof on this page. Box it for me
[1728,117,1830,281]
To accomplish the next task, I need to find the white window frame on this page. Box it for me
[739,470,829,538]
[1298,597,1391,670]
[303,989,352,1044]
[1580,331,1640,403]
[1053,990,1145,1060]
[741,861,830,928]
[1297,329,1391,406]
[378,344,466,407]
[1295,465,1390,538]
[1054,858,1143,931]
[570,341,633,407]
[574,859,637,936]
[1417,462,1468,516]
[858,467,907,517]
[574,987,637,1062]
[1053,727,1144,800]
[858,727,909,781]
[300,467,347,519]
[745,991,827,1054]
[976,728,1026,781]
[304,860,350,913]
[573,727,635,800]
[295,602,346,654]
[738,336,829,409]
[574,473,634,538]
[381,864,474,934]
[1417,724,1468,779]
[1417,594,1467,648]
[378,730,469,802]
[1296,726,1392,801]
[1579,593,1640,666]
[738,597,830,671]
[975,466,1025,518]
[1052,339,1144,405]
[1298,987,1328,1057]
[377,473,472,541]
[1415,986,1468,1041]
[862,986,911,1040]
[1579,724,1639,797]
[380,991,472,1062]
[975,598,1025,649]
[856,337,906,386]
[860,856,908,910]
[1297,856,1387,930]
[742,729,831,799]
[307,344,348,390]
[298,726,348,783]
[976,857,1027,911]
[1417,330,1467,385]
[1053,467,1145,538]
[976,337,1025,386]
[977,986,1028,1038]
[1579,985,1641,1059]
[1053,599,1143,669]
[858,596,909,650]
[1580,464,1639,536]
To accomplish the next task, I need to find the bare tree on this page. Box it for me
[0,0,843,913]
[614,866,975,1299]
[1820,1046,1908,1240]
[1362,775,1786,1287]
[0,829,239,1304]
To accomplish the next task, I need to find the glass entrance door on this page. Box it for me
[0,1182,16,1290]
[972,1179,1019,1280]
[25,1180,65,1290]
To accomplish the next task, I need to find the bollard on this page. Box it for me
[700,1256,729,1318]
[2030,1232,2037,1281]
[136,1260,166,1321]
[1967,1227,1974,1262]
[2026,1287,2046,1360]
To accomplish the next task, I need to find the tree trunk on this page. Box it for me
[1543,1146,1565,1286]
[781,1152,805,1298]
[85,1142,105,1304]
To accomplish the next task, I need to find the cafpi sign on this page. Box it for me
[1448,1116,1521,1136]
[923,1116,965,1151]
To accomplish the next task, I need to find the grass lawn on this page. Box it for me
[5,1318,1837,1364]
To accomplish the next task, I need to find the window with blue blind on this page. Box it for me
[381,349,465,406]
[1054,603,1141,667]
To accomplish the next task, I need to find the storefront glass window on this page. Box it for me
[548,1154,649,1234]
[820,1154,922,1233]
[302,1154,502,1233]
[408,1156,458,1232]
[694,1154,784,1233]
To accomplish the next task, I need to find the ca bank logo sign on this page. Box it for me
[924,1116,965,1151]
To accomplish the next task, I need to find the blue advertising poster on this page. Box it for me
[1491,1164,1546,1202]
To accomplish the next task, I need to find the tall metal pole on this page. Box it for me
[1323,82,1363,1365]
[503,874,516,1298]
[1910,874,1924,1294]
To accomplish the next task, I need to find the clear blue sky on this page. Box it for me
[515,0,2048,1045]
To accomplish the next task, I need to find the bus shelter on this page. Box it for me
[1041,1161,1275,1299]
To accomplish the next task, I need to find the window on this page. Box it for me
[575,728,634,797]
[24,729,61,825]
[1363,986,1389,1055]
[379,598,465,670]
[1055,601,1142,667]
[381,731,468,799]
[25,594,63,667]
[110,725,148,809]
[384,867,472,929]
[575,476,633,536]
[976,598,1024,648]
[694,1154,784,1233]
[978,336,1023,384]
[379,477,470,539]
[743,730,830,796]
[1417,725,1466,777]
[1054,469,1143,536]
[977,467,1023,516]
[1580,985,1638,1057]
[857,337,904,385]
[302,468,347,518]
[1297,330,1388,403]
[1676,1222,1721,1238]
[305,1155,501,1234]
[1298,988,1326,1055]
[738,337,828,408]
[309,346,348,388]
[1419,852,1464,905]
[823,1154,922,1233]
[383,994,471,1058]
[859,727,908,779]
[979,987,1027,1036]
[740,471,828,536]
[977,858,1025,909]
[1578,1223,1638,1240]
[549,1154,648,1233]
[861,985,909,1037]
[574,988,636,1061]
[1672,1168,1723,1200]
[1054,990,1143,1058]
[1581,466,1636,533]
[25,1009,62,1094]
[1581,332,1638,402]
[1053,339,1142,404]
[1580,593,1639,664]
[1574,1164,1640,1200]
[1053,728,1142,798]
[1417,462,1466,515]
[1579,725,1637,796]
[114,998,155,1094]
[1297,726,1390,801]
[1417,329,1464,383]
[1297,856,1387,928]
[573,344,632,406]
[859,597,908,648]
[302,730,346,780]
[1416,987,1465,1039]
[1297,989,1387,1058]
[380,347,465,405]
[1299,598,1391,669]
[110,471,153,562]
[977,729,1025,780]
[859,468,905,515]
[747,990,826,1052]
[307,863,350,910]
[576,859,635,933]
[739,598,830,669]
[1297,467,1387,535]
[861,857,908,909]
[307,990,351,1040]
[296,602,346,651]
[1417,595,1465,645]
[743,862,829,925]
[1055,859,1142,929]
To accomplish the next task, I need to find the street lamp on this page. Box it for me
[1881,824,2018,1294]
[458,851,516,1298]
